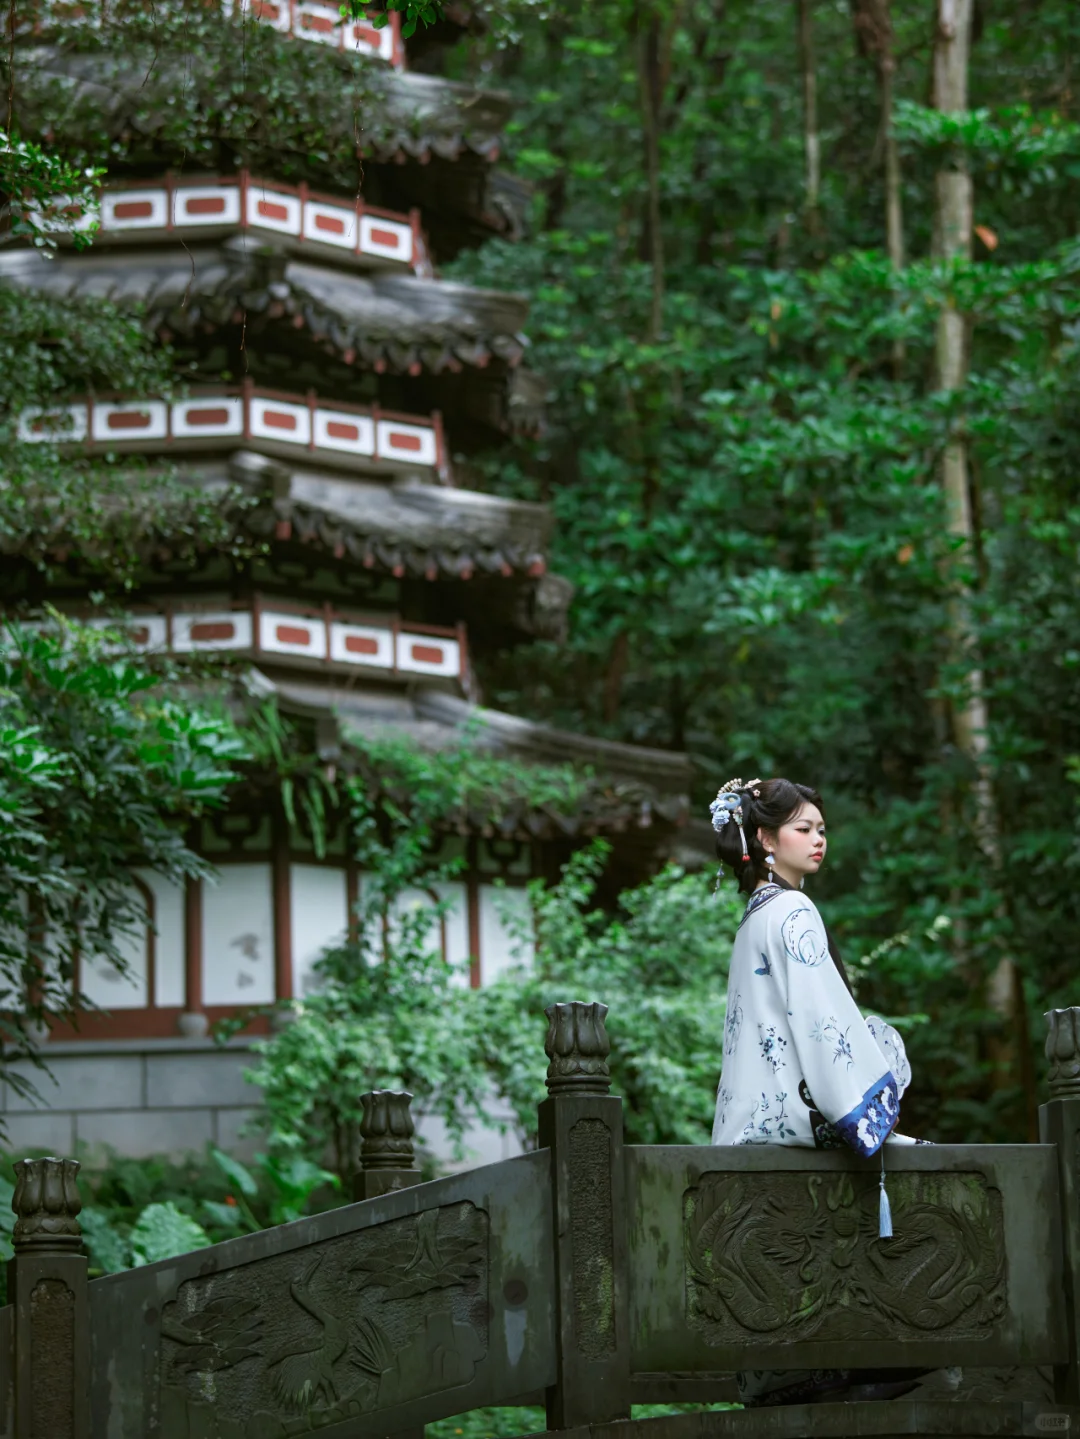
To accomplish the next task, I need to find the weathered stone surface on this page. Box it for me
[544,1002,611,1096]
[685,1168,1006,1343]
[4,1055,143,1113]
[156,1202,489,1434]
[1045,1007,1080,1098]
[145,1051,258,1110]
[12,1157,82,1253]
[1,1110,75,1157]
[75,1107,215,1159]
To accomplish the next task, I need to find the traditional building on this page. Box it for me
[0,1,692,1161]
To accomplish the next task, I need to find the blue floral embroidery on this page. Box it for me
[738,1090,798,1143]
[715,1084,734,1130]
[836,1073,900,1154]
[810,1016,854,1071]
[755,952,772,976]
[738,883,783,929]
[758,1024,787,1073]
[723,989,743,1060]
[781,905,829,966]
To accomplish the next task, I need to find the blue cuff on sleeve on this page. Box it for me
[836,1072,900,1155]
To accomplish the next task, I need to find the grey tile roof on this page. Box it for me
[0,243,528,374]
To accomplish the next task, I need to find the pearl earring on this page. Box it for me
[765,853,777,880]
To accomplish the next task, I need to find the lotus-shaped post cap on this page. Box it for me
[544,1000,611,1095]
[11,1156,83,1253]
[359,1090,417,1170]
[1045,1008,1080,1098]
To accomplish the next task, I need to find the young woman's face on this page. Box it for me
[760,802,827,884]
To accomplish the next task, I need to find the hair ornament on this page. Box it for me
[708,775,761,865]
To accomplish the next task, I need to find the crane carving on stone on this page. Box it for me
[268,1256,349,1412]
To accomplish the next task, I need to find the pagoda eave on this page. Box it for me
[0,244,529,375]
[19,44,512,166]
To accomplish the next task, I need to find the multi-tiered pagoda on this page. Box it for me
[0,2,691,1160]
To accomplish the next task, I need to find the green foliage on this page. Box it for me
[339,0,442,39]
[205,1147,340,1230]
[0,619,246,1082]
[439,0,1080,1140]
[0,128,101,253]
[9,2,394,191]
[428,1402,735,1439]
[476,844,738,1146]
[0,281,247,585]
[247,912,488,1184]
[130,1202,212,1267]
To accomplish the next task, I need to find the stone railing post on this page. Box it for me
[7,1156,90,1439]
[353,1090,422,1202]
[538,1000,630,1430]
[1040,1007,1080,1404]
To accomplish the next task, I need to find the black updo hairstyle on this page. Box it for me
[715,777,824,896]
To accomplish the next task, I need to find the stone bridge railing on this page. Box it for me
[3,1002,1080,1439]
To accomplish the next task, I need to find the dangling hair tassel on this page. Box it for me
[737,821,749,864]
[878,1149,893,1240]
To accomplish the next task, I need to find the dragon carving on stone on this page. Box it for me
[685,1170,1006,1343]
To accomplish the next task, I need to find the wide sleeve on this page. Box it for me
[768,896,900,1156]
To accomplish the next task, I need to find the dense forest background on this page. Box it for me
[1,0,1079,1159]
[430,0,1080,1143]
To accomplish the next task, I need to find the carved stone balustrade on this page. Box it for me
[8,1157,90,1439]
[1046,1006,1080,1097]
[354,1089,421,1202]
[544,999,612,1096]
[11,1155,83,1254]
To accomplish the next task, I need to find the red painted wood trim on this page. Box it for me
[184,874,203,1014]
[47,1006,271,1042]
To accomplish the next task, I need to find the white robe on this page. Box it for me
[712,883,915,1153]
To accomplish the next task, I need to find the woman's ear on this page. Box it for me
[757,827,774,850]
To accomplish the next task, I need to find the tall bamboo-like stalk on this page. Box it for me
[932,0,1029,1120]
[637,1,665,342]
[851,0,905,367]
[795,0,821,231]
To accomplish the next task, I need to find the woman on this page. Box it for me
[711,776,913,1154]
[710,775,928,1407]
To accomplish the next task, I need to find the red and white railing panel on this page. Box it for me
[30,1,404,67]
[86,602,465,681]
[18,387,448,480]
[31,172,430,273]
[222,0,403,64]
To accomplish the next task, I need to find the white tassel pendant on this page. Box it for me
[878,1152,894,1239]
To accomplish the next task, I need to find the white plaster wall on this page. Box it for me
[202,864,275,1004]
[290,863,348,996]
[478,884,534,985]
[80,881,150,1009]
[433,881,470,985]
[145,869,186,1008]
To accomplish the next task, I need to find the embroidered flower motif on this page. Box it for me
[723,990,743,1059]
[810,1015,854,1070]
[838,1074,900,1154]
[758,1024,788,1073]
[715,1085,735,1129]
[781,906,829,967]
[739,1091,798,1143]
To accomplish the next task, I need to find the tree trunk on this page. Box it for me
[636,2,665,341]
[932,0,1030,1128]
[603,630,630,726]
[795,0,821,233]
[851,0,904,367]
